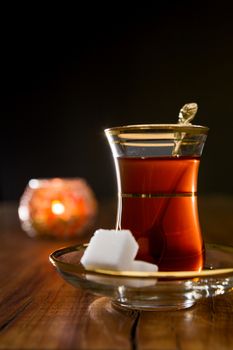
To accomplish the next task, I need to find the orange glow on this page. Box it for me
[19,178,98,238]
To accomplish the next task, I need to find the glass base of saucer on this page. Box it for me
[112,299,196,311]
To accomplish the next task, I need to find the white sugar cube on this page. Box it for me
[127,260,158,272]
[81,229,139,271]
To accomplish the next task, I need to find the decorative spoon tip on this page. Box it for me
[178,102,198,124]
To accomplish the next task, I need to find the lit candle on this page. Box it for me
[18,178,98,239]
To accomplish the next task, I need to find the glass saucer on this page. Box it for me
[49,243,233,311]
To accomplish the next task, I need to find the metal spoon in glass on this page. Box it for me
[172,102,198,156]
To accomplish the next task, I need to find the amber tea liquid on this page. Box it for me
[116,156,204,271]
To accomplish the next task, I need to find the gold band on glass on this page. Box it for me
[120,192,197,198]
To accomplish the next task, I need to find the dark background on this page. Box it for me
[1,2,233,201]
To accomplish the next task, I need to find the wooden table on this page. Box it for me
[0,196,233,350]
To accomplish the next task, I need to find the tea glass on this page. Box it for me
[105,124,208,271]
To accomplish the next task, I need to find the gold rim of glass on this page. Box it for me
[104,124,209,136]
[49,243,233,280]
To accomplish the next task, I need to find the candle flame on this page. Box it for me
[51,200,65,215]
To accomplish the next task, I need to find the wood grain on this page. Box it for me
[0,197,232,350]
[136,295,233,350]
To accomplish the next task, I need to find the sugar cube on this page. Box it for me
[81,229,139,271]
[127,260,158,272]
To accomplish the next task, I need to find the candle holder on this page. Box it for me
[18,178,98,239]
